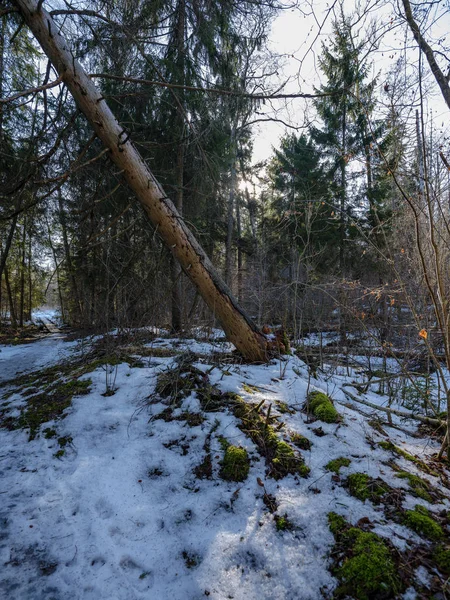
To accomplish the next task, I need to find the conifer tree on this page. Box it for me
[310,14,376,274]
[268,133,338,272]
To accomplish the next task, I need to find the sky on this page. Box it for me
[250,0,450,165]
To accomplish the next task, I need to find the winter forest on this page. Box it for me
[1,0,450,598]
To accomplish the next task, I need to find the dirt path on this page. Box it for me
[35,315,61,334]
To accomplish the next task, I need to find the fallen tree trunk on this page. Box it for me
[13,0,268,361]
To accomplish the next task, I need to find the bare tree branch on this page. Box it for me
[401,0,450,110]
[0,75,62,103]
[89,73,333,100]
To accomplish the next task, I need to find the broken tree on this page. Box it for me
[13,0,268,361]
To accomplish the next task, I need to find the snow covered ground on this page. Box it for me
[0,336,81,384]
[0,332,449,599]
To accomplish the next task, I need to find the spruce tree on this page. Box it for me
[268,133,338,272]
[310,14,376,274]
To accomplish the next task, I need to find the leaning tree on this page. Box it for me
[10,0,269,361]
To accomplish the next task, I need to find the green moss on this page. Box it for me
[276,401,295,414]
[346,473,389,503]
[43,428,57,439]
[220,445,250,482]
[395,471,433,502]
[338,530,399,599]
[328,512,347,536]
[57,379,91,395]
[272,440,311,479]
[307,391,340,423]
[403,505,443,540]
[433,545,450,574]
[274,514,294,531]
[315,402,339,423]
[327,513,400,600]
[16,378,92,440]
[290,432,312,450]
[378,440,415,461]
[230,396,309,480]
[218,436,230,451]
[54,449,65,459]
[0,364,64,390]
[308,391,330,412]
[242,383,260,394]
[325,457,351,474]
[223,391,243,403]
[378,441,438,476]
[57,436,72,448]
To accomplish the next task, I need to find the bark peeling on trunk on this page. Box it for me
[14,0,268,361]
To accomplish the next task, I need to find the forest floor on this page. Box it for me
[1,316,450,599]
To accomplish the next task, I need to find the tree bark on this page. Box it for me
[401,0,450,111]
[236,197,243,302]
[225,130,237,288]
[170,135,184,332]
[0,211,18,283]
[57,190,82,323]
[19,218,26,327]
[0,15,5,146]
[4,266,17,328]
[170,0,186,333]
[14,0,268,361]
[27,226,32,321]
[46,220,65,323]
[415,110,425,203]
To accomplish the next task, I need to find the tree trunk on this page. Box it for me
[415,110,425,204]
[27,228,32,321]
[225,139,237,288]
[19,218,26,327]
[171,0,186,333]
[57,190,82,323]
[4,266,17,328]
[236,197,243,302]
[46,219,66,322]
[401,0,450,111]
[245,187,257,245]
[171,130,184,333]
[339,106,347,344]
[15,0,268,361]
[0,211,19,283]
[0,14,5,146]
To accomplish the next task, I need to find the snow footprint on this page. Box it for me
[119,557,154,589]
[94,498,114,520]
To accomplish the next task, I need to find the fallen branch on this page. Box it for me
[339,388,444,427]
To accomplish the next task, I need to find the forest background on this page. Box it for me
[1,0,450,370]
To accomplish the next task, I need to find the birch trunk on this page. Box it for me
[14,0,268,361]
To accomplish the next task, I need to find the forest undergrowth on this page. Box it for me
[1,323,450,599]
